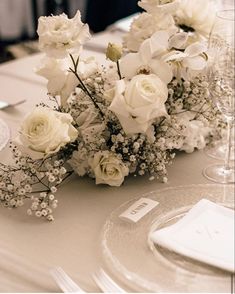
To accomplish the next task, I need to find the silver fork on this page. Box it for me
[0,99,26,110]
[50,267,85,293]
[92,268,126,293]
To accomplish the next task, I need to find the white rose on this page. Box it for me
[89,151,129,186]
[109,74,168,135]
[37,11,90,58]
[15,107,78,159]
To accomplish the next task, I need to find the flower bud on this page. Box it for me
[106,43,123,62]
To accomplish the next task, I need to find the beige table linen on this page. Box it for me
[0,31,233,292]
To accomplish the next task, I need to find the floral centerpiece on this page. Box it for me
[0,0,225,220]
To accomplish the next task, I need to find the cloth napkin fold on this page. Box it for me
[150,199,234,272]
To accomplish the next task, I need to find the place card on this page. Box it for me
[119,197,159,223]
[150,199,235,272]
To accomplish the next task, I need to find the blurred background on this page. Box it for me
[0,0,141,63]
[0,0,233,64]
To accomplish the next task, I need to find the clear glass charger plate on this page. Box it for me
[0,118,10,151]
[101,184,234,292]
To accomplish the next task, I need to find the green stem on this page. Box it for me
[69,54,104,119]
[117,60,122,79]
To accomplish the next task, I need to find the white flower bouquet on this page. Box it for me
[0,0,226,220]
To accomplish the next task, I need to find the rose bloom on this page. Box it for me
[109,74,168,135]
[89,151,129,186]
[16,107,78,159]
[37,10,90,58]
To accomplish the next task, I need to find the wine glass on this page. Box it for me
[204,4,235,161]
[204,128,234,160]
[203,9,235,184]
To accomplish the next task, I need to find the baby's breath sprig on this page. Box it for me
[0,143,75,221]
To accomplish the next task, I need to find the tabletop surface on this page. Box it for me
[0,29,234,292]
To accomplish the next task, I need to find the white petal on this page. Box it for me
[132,103,167,122]
[151,59,173,84]
[14,136,45,160]
[115,79,126,95]
[118,115,149,134]
[109,93,130,118]
[157,1,180,13]
[163,51,186,62]
[185,42,207,57]
[47,75,66,94]
[139,38,153,63]
[183,56,207,70]
[169,32,188,49]
[73,10,82,22]
[119,53,142,79]
[150,30,170,57]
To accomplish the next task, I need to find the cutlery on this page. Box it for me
[92,268,126,293]
[0,99,26,110]
[50,267,85,293]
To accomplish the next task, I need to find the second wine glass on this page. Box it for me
[203,9,235,184]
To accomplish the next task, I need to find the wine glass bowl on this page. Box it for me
[203,9,235,184]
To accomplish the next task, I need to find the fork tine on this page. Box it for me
[50,267,85,293]
[0,99,26,110]
[50,267,73,292]
[93,268,126,293]
[93,272,108,292]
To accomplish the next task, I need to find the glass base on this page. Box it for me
[204,143,235,161]
[203,164,235,184]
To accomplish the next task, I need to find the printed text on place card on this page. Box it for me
[119,197,159,223]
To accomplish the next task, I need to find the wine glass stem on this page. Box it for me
[225,118,233,170]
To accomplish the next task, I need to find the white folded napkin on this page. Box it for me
[150,199,234,272]
[108,13,140,32]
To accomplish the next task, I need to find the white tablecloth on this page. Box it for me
[0,31,233,292]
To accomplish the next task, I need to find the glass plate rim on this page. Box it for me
[100,183,234,292]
